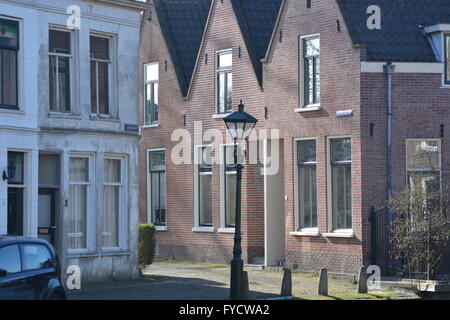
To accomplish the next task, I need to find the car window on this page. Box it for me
[22,244,53,271]
[0,245,21,274]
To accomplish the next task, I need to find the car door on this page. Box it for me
[0,244,28,300]
[20,243,56,300]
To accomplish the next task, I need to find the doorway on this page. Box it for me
[38,189,56,245]
[264,139,285,266]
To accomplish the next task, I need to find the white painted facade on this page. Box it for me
[0,0,147,282]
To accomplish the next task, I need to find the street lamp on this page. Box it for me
[2,164,16,181]
[223,100,257,300]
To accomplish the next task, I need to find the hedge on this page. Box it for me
[138,224,156,268]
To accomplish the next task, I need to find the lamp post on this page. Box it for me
[223,100,257,300]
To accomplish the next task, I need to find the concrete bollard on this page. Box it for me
[357,266,368,294]
[242,271,250,300]
[317,268,328,296]
[280,268,292,297]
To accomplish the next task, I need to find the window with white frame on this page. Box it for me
[0,18,19,110]
[223,145,237,228]
[144,63,159,125]
[90,35,110,115]
[216,50,232,114]
[445,34,450,85]
[103,158,122,248]
[330,138,352,231]
[49,29,71,113]
[406,140,441,195]
[148,150,166,226]
[296,140,317,230]
[68,157,90,249]
[302,36,320,107]
[197,146,213,226]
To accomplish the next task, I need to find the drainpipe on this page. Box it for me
[383,62,395,273]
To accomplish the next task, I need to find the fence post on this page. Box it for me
[370,206,377,266]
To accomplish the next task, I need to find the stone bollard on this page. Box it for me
[357,266,368,294]
[280,268,292,297]
[242,271,250,300]
[317,268,328,296]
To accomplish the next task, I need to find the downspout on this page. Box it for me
[383,62,395,273]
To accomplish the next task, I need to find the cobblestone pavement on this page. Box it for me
[67,260,417,300]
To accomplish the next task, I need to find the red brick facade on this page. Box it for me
[139,0,450,275]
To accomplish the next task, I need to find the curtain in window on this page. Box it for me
[69,184,87,249]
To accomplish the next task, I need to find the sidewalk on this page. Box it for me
[67,259,417,300]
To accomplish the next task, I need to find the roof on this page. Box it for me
[154,0,212,97]
[336,0,450,62]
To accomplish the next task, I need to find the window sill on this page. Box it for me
[89,114,120,122]
[48,112,82,120]
[322,232,355,238]
[290,230,320,237]
[217,228,235,234]
[192,227,215,233]
[294,104,322,113]
[142,123,160,129]
[212,113,231,119]
[100,249,131,257]
[155,226,168,231]
[0,108,23,115]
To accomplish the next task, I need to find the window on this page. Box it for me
[68,157,90,249]
[216,50,232,114]
[0,18,19,109]
[302,36,320,106]
[330,138,352,231]
[7,152,25,237]
[148,150,166,226]
[406,140,441,195]
[197,146,213,226]
[144,63,159,125]
[90,35,110,115]
[445,34,450,85]
[49,30,71,112]
[223,146,237,228]
[103,158,122,248]
[296,140,317,229]
[22,244,53,271]
[0,245,21,274]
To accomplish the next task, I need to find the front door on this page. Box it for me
[38,189,56,245]
[7,188,23,236]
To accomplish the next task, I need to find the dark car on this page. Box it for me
[0,236,66,300]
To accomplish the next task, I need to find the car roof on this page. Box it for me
[0,236,52,247]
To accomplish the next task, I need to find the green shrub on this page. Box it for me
[139,224,156,268]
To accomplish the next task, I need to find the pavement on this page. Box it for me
[67,260,418,300]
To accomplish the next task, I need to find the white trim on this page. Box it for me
[294,105,321,113]
[217,228,235,234]
[424,24,450,34]
[192,227,215,233]
[289,231,320,237]
[212,113,229,119]
[361,62,444,73]
[322,232,354,238]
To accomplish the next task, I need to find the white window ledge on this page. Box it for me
[212,113,230,119]
[155,226,168,231]
[89,114,120,122]
[192,227,215,233]
[294,105,322,113]
[290,231,320,237]
[48,112,82,120]
[322,232,354,238]
[142,123,160,129]
[218,228,235,234]
[0,108,24,115]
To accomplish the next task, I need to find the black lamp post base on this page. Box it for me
[230,258,244,300]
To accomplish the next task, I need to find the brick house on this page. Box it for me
[139,0,450,275]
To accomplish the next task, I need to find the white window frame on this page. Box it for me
[68,153,95,254]
[215,49,233,115]
[143,62,159,127]
[89,31,117,119]
[298,34,321,110]
[405,139,442,194]
[147,148,167,231]
[326,136,353,236]
[193,145,214,232]
[293,138,319,233]
[102,155,127,251]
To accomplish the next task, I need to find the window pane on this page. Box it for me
[153,82,159,123]
[219,52,232,68]
[151,172,166,225]
[447,36,450,83]
[90,36,109,60]
[331,138,351,162]
[407,171,441,194]
[70,158,89,182]
[406,140,440,170]
[305,37,320,56]
[7,151,24,185]
[299,166,317,228]
[58,56,71,112]
[90,61,97,113]
[315,57,320,104]
[0,245,21,274]
[104,159,120,183]
[1,49,17,106]
[0,19,19,49]
[297,140,316,163]
[49,30,70,54]
[199,174,212,226]
[305,58,313,105]
[69,185,87,249]
[103,185,119,247]
[146,63,159,82]
[22,244,53,271]
[218,72,225,113]
[332,165,352,229]
[149,151,165,171]
[97,61,109,114]
[226,173,236,227]
[199,146,212,168]
[159,172,166,222]
[226,72,232,111]
[49,55,57,111]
